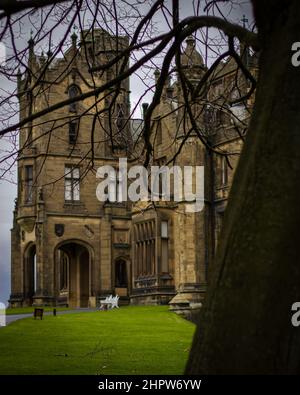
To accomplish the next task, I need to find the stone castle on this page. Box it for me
[9,29,257,316]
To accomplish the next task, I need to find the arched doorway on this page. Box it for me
[114,258,128,297]
[55,241,91,308]
[24,243,36,305]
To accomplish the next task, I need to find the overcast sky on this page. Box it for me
[0,0,253,305]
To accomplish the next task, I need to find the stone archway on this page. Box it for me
[79,248,89,307]
[24,243,36,305]
[55,241,91,308]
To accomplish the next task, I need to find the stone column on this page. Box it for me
[99,204,113,297]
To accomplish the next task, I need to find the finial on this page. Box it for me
[28,29,34,47]
[47,42,53,58]
[186,35,195,47]
[71,25,78,46]
[40,50,45,64]
[154,68,160,83]
[17,68,22,87]
[241,15,248,28]
[142,103,149,119]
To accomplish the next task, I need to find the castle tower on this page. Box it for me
[168,36,210,317]
[9,29,132,308]
[130,36,211,316]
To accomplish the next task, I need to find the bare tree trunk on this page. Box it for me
[186,0,300,374]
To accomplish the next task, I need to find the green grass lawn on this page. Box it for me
[5,307,70,315]
[0,306,195,375]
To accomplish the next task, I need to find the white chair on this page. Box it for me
[111,295,119,309]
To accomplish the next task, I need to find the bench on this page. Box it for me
[99,295,119,310]
[34,308,44,320]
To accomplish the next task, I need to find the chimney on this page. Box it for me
[142,102,149,119]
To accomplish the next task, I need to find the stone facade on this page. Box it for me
[9,29,257,313]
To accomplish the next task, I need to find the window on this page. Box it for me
[156,120,162,145]
[212,79,223,97]
[69,121,78,144]
[27,128,33,145]
[161,221,169,273]
[135,221,155,277]
[161,221,168,238]
[116,103,125,132]
[65,165,80,202]
[204,105,213,126]
[115,259,128,287]
[215,109,222,125]
[221,156,228,186]
[88,46,95,62]
[68,85,80,112]
[25,165,33,203]
[152,157,167,199]
[220,109,228,126]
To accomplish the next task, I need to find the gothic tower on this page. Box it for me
[10,29,132,308]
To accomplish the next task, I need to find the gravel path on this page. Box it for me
[3,308,99,326]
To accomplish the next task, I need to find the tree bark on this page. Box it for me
[186,0,300,374]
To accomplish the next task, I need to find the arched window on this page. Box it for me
[156,119,162,145]
[69,120,78,144]
[221,156,228,186]
[134,220,155,276]
[25,244,36,299]
[116,103,125,131]
[68,85,80,112]
[25,165,33,203]
[115,259,127,287]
